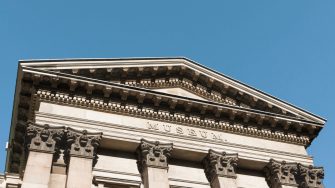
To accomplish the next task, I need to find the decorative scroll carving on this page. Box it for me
[297,164,324,188]
[136,139,173,174]
[25,121,65,154]
[264,159,324,188]
[202,149,238,183]
[264,159,298,188]
[65,128,102,162]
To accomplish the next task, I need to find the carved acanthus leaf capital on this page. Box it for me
[297,164,324,188]
[203,149,238,183]
[136,139,173,174]
[66,128,102,159]
[26,121,65,153]
[264,159,298,187]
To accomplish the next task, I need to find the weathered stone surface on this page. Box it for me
[297,164,324,188]
[66,156,93,188]
[136,139,173,174]
[65,128,102,166]
[264,159,324,188]
[26,121,65,154]
[21,151,53,188]
[264,159,299,188]
[202,149,238,188]
[203,149,238,182]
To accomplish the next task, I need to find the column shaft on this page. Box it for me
[203,149,238,188]
[66,156,93,188]
[211,176,237,188]
[21,151,53,188]
[143,167,169,188]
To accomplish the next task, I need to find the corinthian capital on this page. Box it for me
[66,128,102,159]
[136,139,173,174]
[297,164,324,188]
[26,121,65,153]
[264,159,298,188]
[203,149,238,183]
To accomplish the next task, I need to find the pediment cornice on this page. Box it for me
[19,57,326,124]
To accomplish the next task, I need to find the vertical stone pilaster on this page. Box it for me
[136,139,173,188]
[65,128,102,188]
[22,122,65,188]
[264,159,299,188]
[202,149,238,188]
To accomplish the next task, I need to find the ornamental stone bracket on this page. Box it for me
[202,149,238,183]
[136,139,173,174]
[25,121,65,154]
[264,159,324,188]
[264,159,299,188]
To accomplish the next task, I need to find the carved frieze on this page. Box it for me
[25,121,65,153]
[202,149,238,183]
[264,159,299,188]
[35,89,313,146]
[136,139,173,174]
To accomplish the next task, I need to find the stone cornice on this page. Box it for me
[136,139,173,174]
[202,149,238,183]
[19,57,326,124]
[34,89,312,146]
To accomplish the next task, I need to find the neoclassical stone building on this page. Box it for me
[1,58,325,188]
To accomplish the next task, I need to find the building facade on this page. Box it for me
[1,58,325,188]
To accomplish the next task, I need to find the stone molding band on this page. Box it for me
[25,121,102,165]
[35,89,311,146]
[264,159,324,188]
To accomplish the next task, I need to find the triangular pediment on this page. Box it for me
[19,57,325,124]
[152,87,210,101]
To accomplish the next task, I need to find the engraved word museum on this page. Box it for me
[1,58,325,188]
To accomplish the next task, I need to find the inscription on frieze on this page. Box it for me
[146,122,226,142]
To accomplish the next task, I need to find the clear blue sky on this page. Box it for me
[1,1,334,186]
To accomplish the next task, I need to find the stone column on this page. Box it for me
[264,159,299,188]
[297,164,324,188]
[136,139,173,188]
[22,122,64,188]
[65,129,102,188]
[202,149,238,188]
